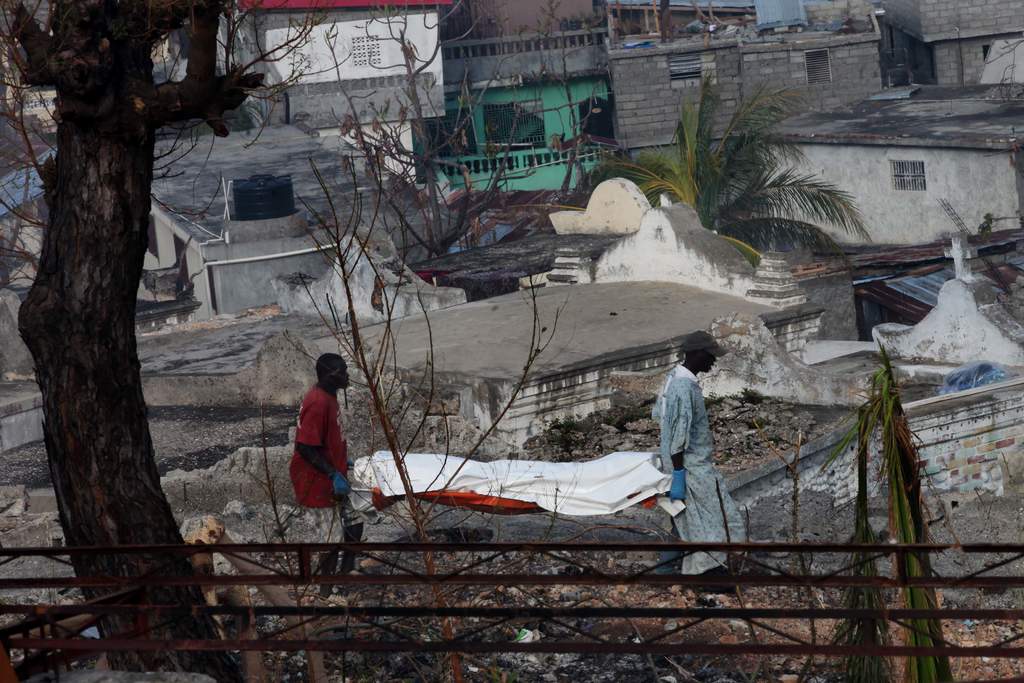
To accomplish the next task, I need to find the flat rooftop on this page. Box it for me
[151,126,356,242]
[779,86,1024,150]
[353,281,773,382]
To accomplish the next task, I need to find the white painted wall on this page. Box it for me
[794,143,1020,244]
[594,204,757,299]
[265,12,441,86]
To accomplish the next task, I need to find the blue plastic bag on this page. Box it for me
[938,362,1014,395]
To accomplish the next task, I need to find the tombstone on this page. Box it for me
[0,290,33,380]
[944,233,978,283]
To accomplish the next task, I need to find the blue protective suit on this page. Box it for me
[652,366,746,574]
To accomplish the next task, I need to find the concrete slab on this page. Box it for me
[355,281,772,381]
[802,340,878,365]
[0,382,43,452]
[138,311,323,376]
[346,282,773,445]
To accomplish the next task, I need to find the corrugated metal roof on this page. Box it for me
[858,259,1024,324]
[885,268,951,308]
[755,0,807,29]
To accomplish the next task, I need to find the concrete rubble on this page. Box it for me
[272,221,466,325]
[704,313,868,406]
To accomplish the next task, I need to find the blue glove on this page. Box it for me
[330,471,350,497]
[669,469,687,502]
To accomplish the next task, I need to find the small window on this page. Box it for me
[804,49,832,84]
[669,53,703,81]
[891,160,926,191]
[351,36,382,68]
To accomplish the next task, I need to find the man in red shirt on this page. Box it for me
[291,353,355,592]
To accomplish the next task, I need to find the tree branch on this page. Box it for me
[151,69,264,135]
[12,1,53,85]
[147,2,264,135]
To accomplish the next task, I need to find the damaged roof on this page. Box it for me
[779,85,1024,150]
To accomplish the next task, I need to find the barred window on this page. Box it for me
[891,160,927,191]
[668,53,703,81]
[351,36,382,68]
[804,49,832,84]
[482,101,546,147]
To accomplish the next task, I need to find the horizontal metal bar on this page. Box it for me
[10,637,1024,659]
[3,541,1022,557]
[4,604,1024,622]
[2,572,1021,590]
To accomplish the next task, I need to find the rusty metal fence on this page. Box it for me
[3,541,1024,677]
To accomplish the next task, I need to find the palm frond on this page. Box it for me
[715,216,843,253]
[831,348,954,683]
[716,235,761,267]
[733,169,869,240]
[590,78,870,250]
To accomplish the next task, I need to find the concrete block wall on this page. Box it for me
[932,35,1020,85]
[610,35,881,149]
[905,377,1024,496]
[922,0,1023,41]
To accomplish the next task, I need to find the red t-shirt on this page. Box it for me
[290,386,348,508]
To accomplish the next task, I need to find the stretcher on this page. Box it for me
[349,450,685,517]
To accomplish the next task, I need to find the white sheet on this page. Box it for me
[351,451,683,517]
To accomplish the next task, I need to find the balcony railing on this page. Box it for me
[437,145,604,190]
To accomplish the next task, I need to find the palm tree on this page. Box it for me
[598,78,868,257]
[830,347,953,683]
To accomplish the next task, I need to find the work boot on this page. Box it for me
[317,550,340,598]
[339,523,364,574]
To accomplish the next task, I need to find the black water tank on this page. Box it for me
[232,174,296,221]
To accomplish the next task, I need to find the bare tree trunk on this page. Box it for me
[18,111,242,683]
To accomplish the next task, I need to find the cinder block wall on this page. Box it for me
[932,35,1021,85]
[906,378,1024,496]
[610,35,882,149]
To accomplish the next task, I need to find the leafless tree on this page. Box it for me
[0,1,319,676]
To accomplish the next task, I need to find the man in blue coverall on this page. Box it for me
[653,332,746,576]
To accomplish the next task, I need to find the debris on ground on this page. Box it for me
[524,387,847,474]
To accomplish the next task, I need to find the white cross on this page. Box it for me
[944,233,978,282]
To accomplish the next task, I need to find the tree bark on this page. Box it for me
[13,2,249,679]
[19,118,243,683]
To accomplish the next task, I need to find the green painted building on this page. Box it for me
[425,28,615,192]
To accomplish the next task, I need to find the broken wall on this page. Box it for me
[703,313,869,406]
[272,230,466,325]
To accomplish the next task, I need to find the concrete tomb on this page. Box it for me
[874,236,1024,366]
[549,178,651,236]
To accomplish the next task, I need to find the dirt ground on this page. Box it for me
[5,389,1024,681]
[0,404,296,488]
